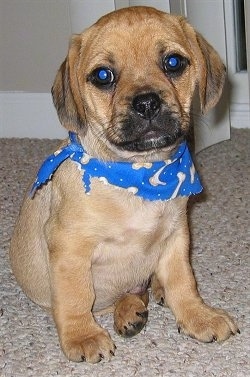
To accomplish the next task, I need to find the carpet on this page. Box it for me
[0,128,249,377]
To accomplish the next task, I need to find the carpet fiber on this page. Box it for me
[0,128,249,377]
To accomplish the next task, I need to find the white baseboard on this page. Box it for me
[0,93,249,139]
[0,92,66,138]
[230,102,250,129]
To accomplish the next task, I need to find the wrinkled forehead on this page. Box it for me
[80,11,190,67]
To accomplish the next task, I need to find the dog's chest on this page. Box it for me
[91,197,184,311]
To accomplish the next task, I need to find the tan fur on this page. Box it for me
[10,7,238,364]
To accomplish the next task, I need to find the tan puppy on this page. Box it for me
[10,6,239,363]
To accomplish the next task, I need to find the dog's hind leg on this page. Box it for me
[151,274,166,307]
[113,292,149,337]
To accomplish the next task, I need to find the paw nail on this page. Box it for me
[212,336,217,342]
[110,350,115,356]
[99,353,104,359]
[129,322,137,329]
[158,297,165,306]
[237,329,241,334]
[177,326,181,334]
[136,310,148,319]
[81,355,86,362]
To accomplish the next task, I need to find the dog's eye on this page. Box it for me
[163,54,189,77]
[89,67,115,89]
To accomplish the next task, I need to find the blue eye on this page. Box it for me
[90,67,115,89]
[163,54,188,76]
[168,56,181,68]
[98,69,110,81]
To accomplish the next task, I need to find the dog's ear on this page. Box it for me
[195,32,226,113]
[51,35,86,132]
[179,18,226,113]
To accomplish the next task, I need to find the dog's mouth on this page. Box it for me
[117,130,183,152]
[112,113,188,152]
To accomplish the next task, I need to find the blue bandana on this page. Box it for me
[30,132,203,201]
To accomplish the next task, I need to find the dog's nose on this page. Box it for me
[132,92,161,120]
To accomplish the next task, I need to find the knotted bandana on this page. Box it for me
[30,131,203,201]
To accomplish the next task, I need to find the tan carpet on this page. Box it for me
[0,128,249,377]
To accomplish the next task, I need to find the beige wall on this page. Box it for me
[0,0,72,92]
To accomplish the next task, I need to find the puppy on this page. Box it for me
[10,6,239,363]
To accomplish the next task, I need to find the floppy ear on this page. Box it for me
[179,18,226,113]
[195,32,226,113]
[51,34,86,132]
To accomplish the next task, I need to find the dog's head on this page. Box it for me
[52,6,225,161]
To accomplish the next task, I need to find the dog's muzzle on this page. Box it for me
[115,92,187,152]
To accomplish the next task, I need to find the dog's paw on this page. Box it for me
[61,328,116,363]
[177,304,239,343]
[114,294,148,337]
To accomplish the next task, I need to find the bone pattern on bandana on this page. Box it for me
[30,132,203,201]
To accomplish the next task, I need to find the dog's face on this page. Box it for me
[52,7,225,161]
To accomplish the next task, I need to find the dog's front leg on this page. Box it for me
[153,223,239,342]
[48,231,115,363]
